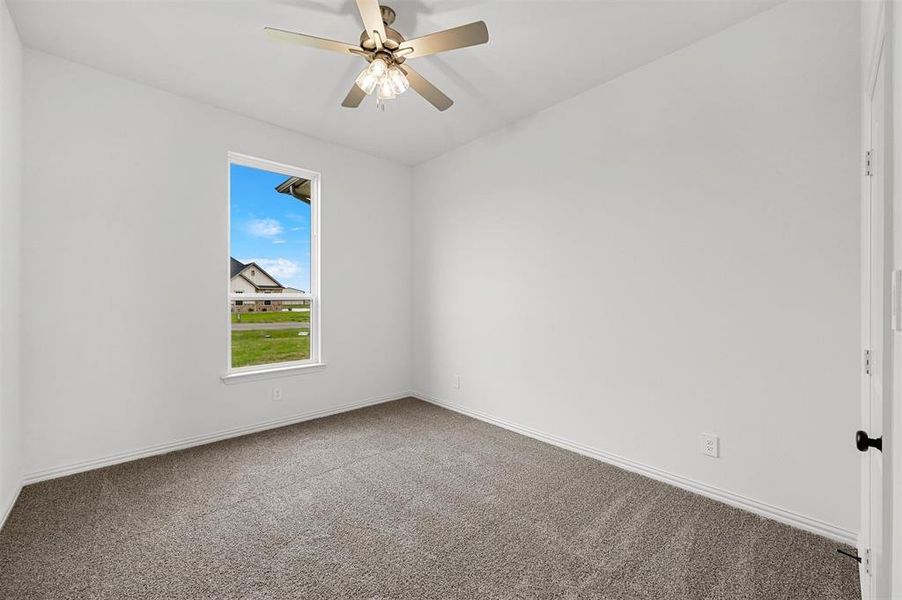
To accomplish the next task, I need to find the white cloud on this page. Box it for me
[245,258,301,281]
[246,218,283,238]
[272,239,286,245]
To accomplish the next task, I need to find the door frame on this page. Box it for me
[861,6,890,599]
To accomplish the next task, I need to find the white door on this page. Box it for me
[861,36,887,600]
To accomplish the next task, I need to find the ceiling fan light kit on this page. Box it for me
[264,0,489,112]
[354,57,410,107]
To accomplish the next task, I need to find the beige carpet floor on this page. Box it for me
[0,398,859,599]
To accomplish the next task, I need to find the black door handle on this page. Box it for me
[856,430,882,452]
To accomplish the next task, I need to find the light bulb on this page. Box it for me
[355,68,379,95]
[377,76,397,101]
[387,66,409,95]
[367,57,388,78]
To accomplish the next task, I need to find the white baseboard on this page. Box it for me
[0,483,22,532]
[18,390,858,546]
[414,391,858,546]
[22,392,410,485]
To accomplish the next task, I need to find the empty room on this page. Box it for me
[0,0,898,598]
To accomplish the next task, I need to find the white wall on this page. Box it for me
[0,0,23,523]
[412,1,861,538]
[21,50,412,477]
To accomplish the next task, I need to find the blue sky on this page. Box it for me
[230,163,311,292]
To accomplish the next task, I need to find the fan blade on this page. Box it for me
[356,0,387,48]
[341,83,367,108]
[400,65,453,111]
[265,27,360,55]
[397,21,488,59]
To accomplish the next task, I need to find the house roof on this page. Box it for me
[229,257,284,289]
[275,177,311,204]
[230,257,246,279]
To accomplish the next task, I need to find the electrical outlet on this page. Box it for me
[454,375,461,390]
[700,433,719,458]
[272,386,283,402]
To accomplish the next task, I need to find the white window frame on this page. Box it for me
[222,152,323,383]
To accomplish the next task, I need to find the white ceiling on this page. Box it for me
[9,0,779,165]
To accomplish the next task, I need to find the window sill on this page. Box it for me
[221,362,326,384]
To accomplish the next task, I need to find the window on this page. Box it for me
[227,153,320,376]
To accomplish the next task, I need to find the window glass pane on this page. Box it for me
[230,299,311,368]
[230,162,312,369]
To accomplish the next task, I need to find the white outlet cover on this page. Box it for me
[700,433,719,458]
[272,387,283,401]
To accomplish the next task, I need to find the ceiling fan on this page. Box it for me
[265,0,489,111]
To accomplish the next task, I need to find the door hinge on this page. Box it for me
[866,150,873,176]
[864,349,872,375]
[836,547,871,574]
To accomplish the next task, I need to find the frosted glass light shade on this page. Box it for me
[377,77,397,100]
[367,57,388,78]
[387,66,409,95]
[355,68,379,95]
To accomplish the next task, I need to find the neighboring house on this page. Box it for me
[230,257,304,312]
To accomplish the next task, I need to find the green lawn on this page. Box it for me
[231,328,310,368]
[231,310,310,324]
